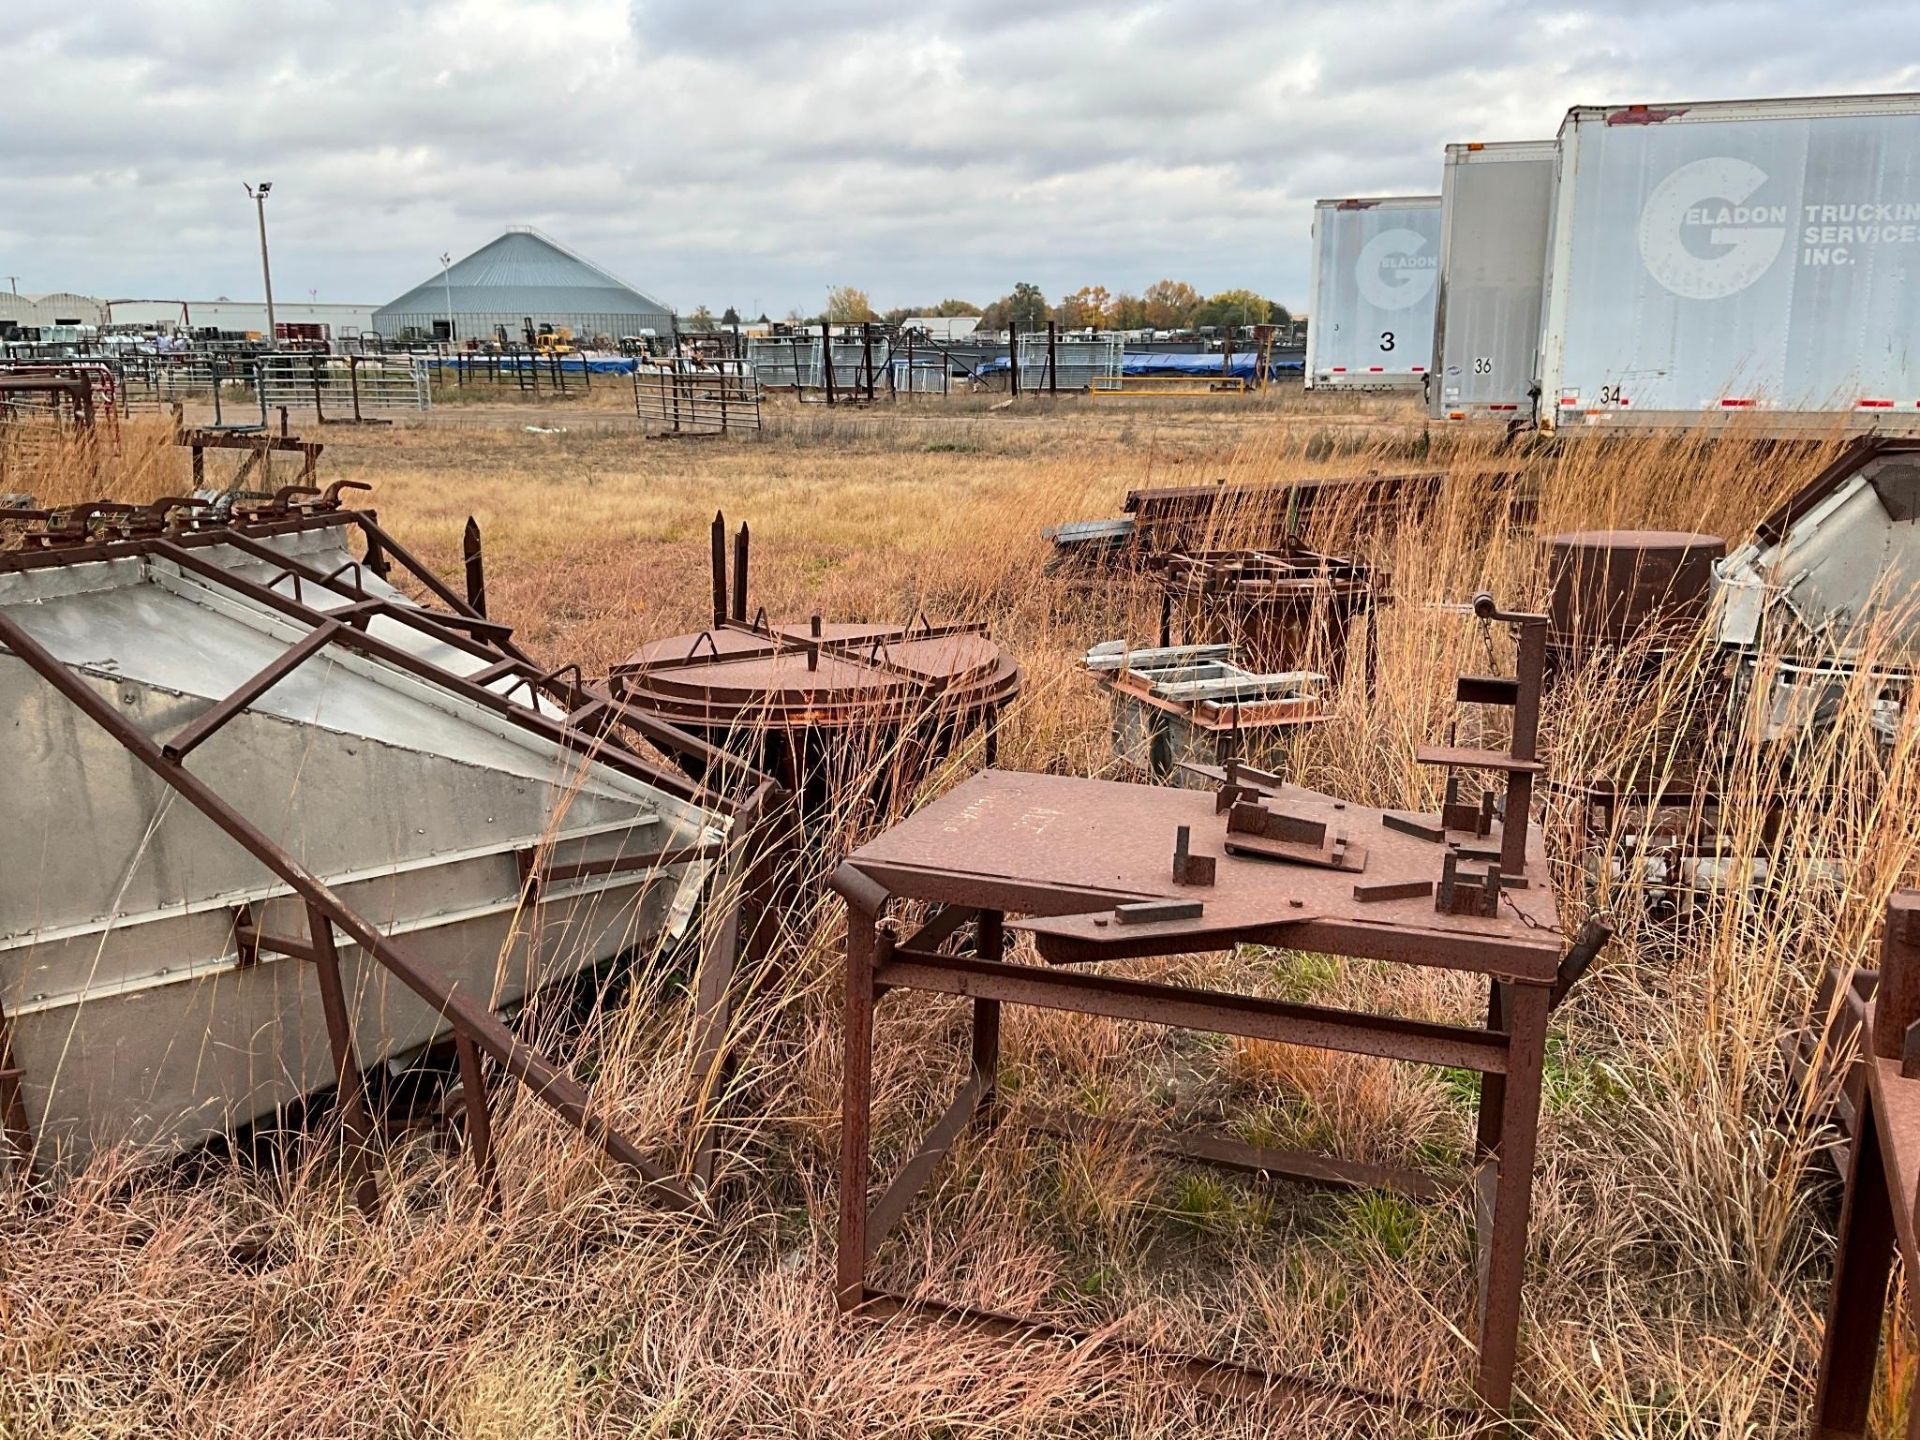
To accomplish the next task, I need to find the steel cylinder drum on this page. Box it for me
[1546,530,1725,657]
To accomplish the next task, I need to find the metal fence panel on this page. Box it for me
[1014,334,1122,391]
[256,354,431,415]
[633,362,762,434]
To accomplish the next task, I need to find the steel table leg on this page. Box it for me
[1475,982,1549,1414]
[837,899,882,1308]
[1809,1097,1897,1438]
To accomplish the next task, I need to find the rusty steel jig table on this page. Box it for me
[831,593,1607,1420]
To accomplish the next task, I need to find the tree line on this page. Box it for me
[681,282,1291,333]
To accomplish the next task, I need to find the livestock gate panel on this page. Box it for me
[256,354,431,417]
[1015,333,1122,392]
[633,361,763,435]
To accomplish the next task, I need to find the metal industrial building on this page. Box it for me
[0,292,109,328]
[373,228,673,344]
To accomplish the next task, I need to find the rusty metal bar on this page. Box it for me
[151,540,715,807]
[837,896,886,1306]
[0,606,695,1207]
[877,950,1510,1073]
[1471,981,1547,1411]
[1875,892,1920,1073]
[162,618,344,761]
[850,1289,1466,1417]
[1028,1108,1445,1201]
[454,1032,500,1205]
[864,1067,991,1258]
[304,905,380,1218]
[462,516,487,617]
[902,905,978,955]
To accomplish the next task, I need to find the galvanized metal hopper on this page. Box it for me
[0,490,774,1205]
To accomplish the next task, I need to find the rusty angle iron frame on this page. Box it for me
[1810,890,1920,1438]
[828,593,1609,1421]
[0,490,786,1209]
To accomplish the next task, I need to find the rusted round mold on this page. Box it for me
[613,617,1020,808]
[614,619,1020,731]
[1545,530,1724,653]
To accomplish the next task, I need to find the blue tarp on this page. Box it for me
[422,354,640,375]
[1120,350,1302,378]
[973,351,1302,379]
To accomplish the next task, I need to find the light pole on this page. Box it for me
[243,182,276,341]
[440,251,455,344]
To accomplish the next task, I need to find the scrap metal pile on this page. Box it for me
[0,486,776,1200]
[8,426,1918,1428]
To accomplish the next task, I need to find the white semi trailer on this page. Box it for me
[1430,140,1557,423]
[1304,195,1441,391]
[1539,92,1920,433]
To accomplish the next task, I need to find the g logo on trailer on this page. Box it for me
[1355,228,1437,310]
[1637,157,1787,300]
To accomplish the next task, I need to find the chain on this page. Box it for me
[1499,888,1545,930]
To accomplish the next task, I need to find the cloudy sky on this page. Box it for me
[7,1,1919,317]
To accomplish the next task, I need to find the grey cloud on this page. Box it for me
[4,1,1918,312]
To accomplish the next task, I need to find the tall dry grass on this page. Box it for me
[1,391,1913,1435]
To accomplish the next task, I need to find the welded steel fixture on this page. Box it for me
[610,513,1020,812]
[0,489,777,1201]
[1152,543,1381,686]
[832,596,1607,1419]
[1081,640,1324,783]
[1809,890,1920,1435]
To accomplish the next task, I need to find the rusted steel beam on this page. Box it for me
[875,950,1510,1073]
[900,904,978,955]
[304,906,380,1218]
[837,901,886,1307]
[454,1032,500,1207]
[1027,1107,1446,1201]
[850,1290,1470,1418]
[461,517,487,618]
[864,1067,991,1259]
[1471,982,1548,1411]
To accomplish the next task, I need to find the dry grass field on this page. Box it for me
[3,388,1917,1436]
